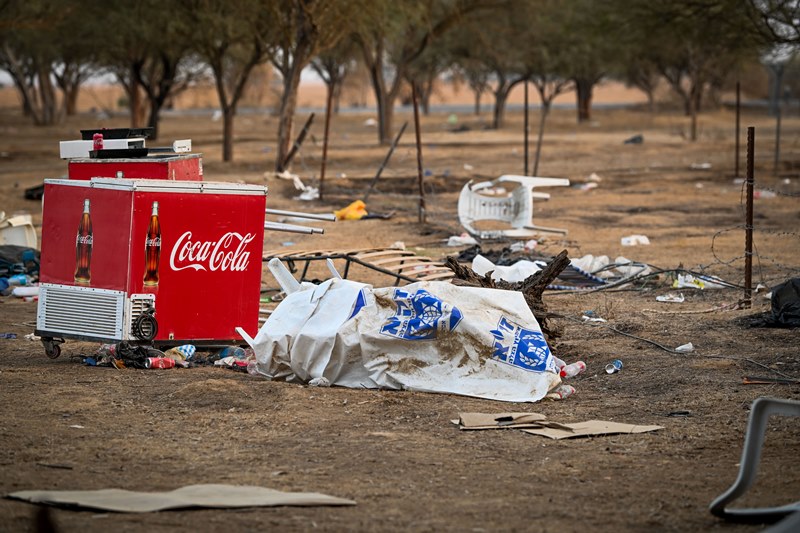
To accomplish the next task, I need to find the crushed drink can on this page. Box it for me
[605,359,623,374]
[145,357,175,369]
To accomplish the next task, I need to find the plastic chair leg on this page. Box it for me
[709,396,800,523]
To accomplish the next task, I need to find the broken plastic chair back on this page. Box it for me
[457,175,569,240]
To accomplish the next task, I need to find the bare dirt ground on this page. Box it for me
[1,102,799,532]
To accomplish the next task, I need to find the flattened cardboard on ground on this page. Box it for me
[522,420,664,440]
[6,484,355,513]
[457,412,548,429]
[455,413,664,439]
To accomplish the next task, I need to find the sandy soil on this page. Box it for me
[0,103,799,532]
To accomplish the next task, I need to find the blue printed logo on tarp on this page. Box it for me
[380,288,463,340]
[348,288,367,320]
[490,316,551,372]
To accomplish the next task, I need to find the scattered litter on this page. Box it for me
[163,344,196,361]
[211,110,222,122]
[621,234,650,246]
[7,484,355,513]
[623,134,644,144]
[582,314,607,323]
[575,182,598,191]
[656,293,685,303]
[559,361,586,378]
[690,162,712,170]
[24,333,40,341]
[509,240,538,253]
[454,413,663,439]
[69,425,84,429]
[666,410,693,417]
[447,114,458,125]
[742,376,800,385]
[472,254,541,283]
[750,277,800,328]
[546,384,576,400]
[294,187,319,201]
[308,377,331,387]
[334,200,367,221]
[391,241,405,250]
[753,189,776,199]
[672,273,727,290]
[605,359,623,374]
[588,172,602,182]
[674,342,694,353]
[447,233,478,247]
[363,118,377,127]
[0,333,17,339]
[463,163,474,171]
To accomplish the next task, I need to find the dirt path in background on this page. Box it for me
[0,106,798,532]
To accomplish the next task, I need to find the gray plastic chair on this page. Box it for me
[709,396,800,523]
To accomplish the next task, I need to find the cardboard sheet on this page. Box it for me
[456,413,664,439]
[6,484,355,513]
[523,420,664,439]
[457,412,548,429]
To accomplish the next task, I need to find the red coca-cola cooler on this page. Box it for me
[35,177,268,358]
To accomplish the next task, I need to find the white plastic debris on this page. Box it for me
[621,234,650,246]
[446,233,478,247]
[308,377,331,387]
[674,342,694,353]
[656,293,685,303]
[471,254,542,283]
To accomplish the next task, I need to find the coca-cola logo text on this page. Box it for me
[76,235,93,245]
[169,231,254,272]
[145,237,161,247]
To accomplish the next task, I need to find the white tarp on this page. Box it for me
[240,279,560,402]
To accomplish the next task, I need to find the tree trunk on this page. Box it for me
[575,78,594,123]
[275,62,304,171]
[37,65,59,126]
[64,83,79,116]
[689,88,700,142]
[533,101,550,175]
[492,87,509,129]
[222,107,235,162]
[147,99,162,140]
[474,90,481,115]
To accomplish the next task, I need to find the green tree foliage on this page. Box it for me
[0,0,97,124]
[93,0,203,139]
[179,0,270,162]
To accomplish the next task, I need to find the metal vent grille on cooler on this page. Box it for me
[37,284,125,339]
[127,294,156,339]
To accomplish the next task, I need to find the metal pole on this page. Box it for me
[412,84,426,224]
[362,122,408,203]
[524,80,529,175]
[735,81,740,178]
[744,126,754,308]
[774,99,782,173]
[319,87,334,201]
[280,113,315,172]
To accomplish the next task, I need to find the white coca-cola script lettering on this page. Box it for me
[169,231,254,272]
[76,235,93,245]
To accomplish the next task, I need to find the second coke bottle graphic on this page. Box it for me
[143,201,161,287]
[74,198,92,285]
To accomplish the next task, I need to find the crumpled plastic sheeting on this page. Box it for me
[241,279,561,403]
[754,278,800,328]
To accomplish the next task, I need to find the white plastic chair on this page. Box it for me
[709,396,800,524]
[457,174,570,240]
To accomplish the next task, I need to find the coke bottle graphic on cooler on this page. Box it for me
[143,201,161,287]
[74,198,92,285]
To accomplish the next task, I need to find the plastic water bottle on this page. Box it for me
[560,361,586,378]
[547,384,576,400]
